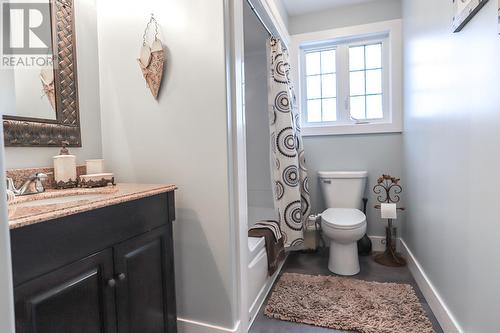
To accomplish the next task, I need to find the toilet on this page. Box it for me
[319,171,368,276]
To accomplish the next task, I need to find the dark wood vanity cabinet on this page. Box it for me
[114,226,176,333]
[10,191,177,333]
[15,249,117,333]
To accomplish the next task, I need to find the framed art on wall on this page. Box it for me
[452,0,489,32]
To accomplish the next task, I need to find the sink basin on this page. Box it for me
[10,187,117,205]
[8,187,119,220]
[13,194,107,207]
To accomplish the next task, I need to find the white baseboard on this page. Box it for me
[368,235,401,252]
[177,318,240,333]
[400,240,463,333]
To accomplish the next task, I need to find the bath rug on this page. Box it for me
[265,272,435,333]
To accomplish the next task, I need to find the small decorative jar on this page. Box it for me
[53,141,77,189]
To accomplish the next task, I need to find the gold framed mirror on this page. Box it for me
[2,0,81,147]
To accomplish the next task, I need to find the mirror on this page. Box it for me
[2,0,81,147]
[2,65,57,121]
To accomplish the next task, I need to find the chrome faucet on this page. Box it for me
[6,173,49,196]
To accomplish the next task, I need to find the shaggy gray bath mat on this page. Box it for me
[264,273,435,333]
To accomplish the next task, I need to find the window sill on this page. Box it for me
[301,122,402,136]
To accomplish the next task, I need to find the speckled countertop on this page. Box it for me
[8,183,177,230]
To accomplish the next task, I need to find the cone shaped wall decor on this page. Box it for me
[138,14,165,99]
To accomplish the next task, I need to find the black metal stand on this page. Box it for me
[374,220,406,267]
[373,175,406,267]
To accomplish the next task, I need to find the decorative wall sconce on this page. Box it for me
[138,14,165,99]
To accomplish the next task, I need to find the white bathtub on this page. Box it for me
[247,236,286,327]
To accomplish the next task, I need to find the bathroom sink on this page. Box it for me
[8,187,119,221]
[9,187,118,208]
[13,194,107,207]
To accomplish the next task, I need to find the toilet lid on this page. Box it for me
[322,208,366,230]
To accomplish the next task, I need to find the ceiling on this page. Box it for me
[282,0,380,16]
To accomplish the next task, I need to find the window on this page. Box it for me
[294,21,402,136]
[305,49,337,122]
[349,43,383,120]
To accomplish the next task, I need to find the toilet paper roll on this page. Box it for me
[381,203,397,219]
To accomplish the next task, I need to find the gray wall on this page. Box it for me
[3,0,102,169]
[289,0,401,35]
[96,0,236,329]
[304,134,403,237]
[402,0,500,331]
[272,0,289,29]
[288,0,404,237]
[244,2,275,223]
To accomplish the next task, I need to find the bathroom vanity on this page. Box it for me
[1,0,180,330]
[8,184,177,333]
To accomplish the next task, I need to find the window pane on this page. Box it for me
[307,99,322,122]
[349,46,365,71]
[350,96,366,120]
[321,74,336,98]
[350,71,365,96]
[322,98,336,121]
[366,94,383,119]
[365,43,382,69]
[366,69,382,94]
[307,75,321,99]
[320,50,336,73]
[306,52,321,75]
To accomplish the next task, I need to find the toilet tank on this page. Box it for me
[318,171,368,209]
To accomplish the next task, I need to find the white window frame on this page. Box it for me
[301,46,339,123]
[290,20,403,136]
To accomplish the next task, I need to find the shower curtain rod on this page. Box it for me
[246,0,274,37]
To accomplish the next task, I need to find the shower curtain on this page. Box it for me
[268,37,311,248]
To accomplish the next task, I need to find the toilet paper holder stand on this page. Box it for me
[373,174,407,267]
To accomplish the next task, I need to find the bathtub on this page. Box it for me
[247,236,286,326]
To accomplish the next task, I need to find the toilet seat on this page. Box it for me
[322,208,366,230]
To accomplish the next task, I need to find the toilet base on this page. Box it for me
[328,241,360,276]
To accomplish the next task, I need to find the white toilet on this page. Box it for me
[319,171,368,276]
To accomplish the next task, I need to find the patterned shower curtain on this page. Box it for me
[268,37,311,248]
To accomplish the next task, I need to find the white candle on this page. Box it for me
[86,159,105,174]
[54,154,77,184]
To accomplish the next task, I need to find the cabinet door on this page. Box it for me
[15,249,117,333]
[114,225,177,333]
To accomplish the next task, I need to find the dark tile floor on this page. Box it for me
[250,248,443,333]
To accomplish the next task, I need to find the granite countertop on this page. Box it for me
[8,183,177,230]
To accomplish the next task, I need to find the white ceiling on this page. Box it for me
[282,0,380,16]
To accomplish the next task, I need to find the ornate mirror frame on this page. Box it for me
[3,0,81,147]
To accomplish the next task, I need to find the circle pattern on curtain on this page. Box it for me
[268,37,311,248]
